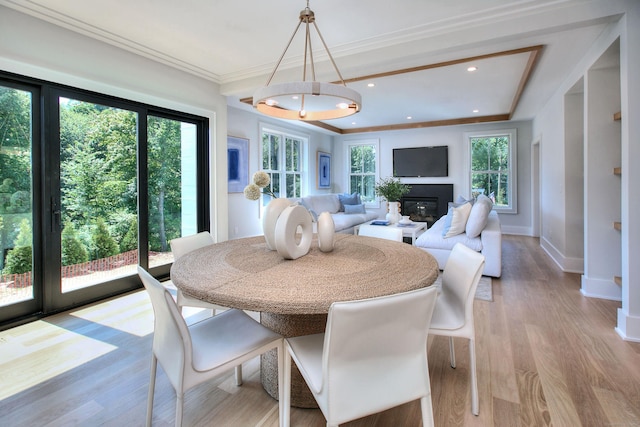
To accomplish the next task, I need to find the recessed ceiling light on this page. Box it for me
[367,83,375,87]
[351,121,357,125]
[292,95,299,100]
[473,109,480,113]
[467,66,478,72]
[406,116,412,120]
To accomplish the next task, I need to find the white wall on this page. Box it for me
[0,5,229,240]
[534,3,640,341]
[332,121,534,235]
[226,106,333,239]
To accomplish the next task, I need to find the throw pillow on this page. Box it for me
[338,192,361,212]
[442,202,472,238]
[344,203,366,214]
[465,194,493,238]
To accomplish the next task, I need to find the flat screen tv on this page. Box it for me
[393,146,448,177]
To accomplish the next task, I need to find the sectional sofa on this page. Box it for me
[297,193,378,234]
[414,195,502,277]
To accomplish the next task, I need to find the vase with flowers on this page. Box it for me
[374,177,411,224]
[244,171,290,250]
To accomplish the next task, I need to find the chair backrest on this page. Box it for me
[321,286,438,424]
[170,231,215,260]
[358,224,403,242]
[137,266,191,390]
[440,243,485,329]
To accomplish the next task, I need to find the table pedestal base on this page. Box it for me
[260,312,327,408]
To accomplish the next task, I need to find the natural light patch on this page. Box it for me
[0,322,116,400]
[69,290,154,337]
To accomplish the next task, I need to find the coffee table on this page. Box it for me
[354,220,427,244]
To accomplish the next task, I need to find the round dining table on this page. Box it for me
[170,232,438,408]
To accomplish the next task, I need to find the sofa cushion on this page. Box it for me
[416,215,483,252]
[442,202,472,238]
[338,192,361,211]
[344,203,366,214]
[301,194,341,215]
[331,211,378,232]
[466,194,493,238]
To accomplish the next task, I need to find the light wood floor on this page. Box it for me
[1,235,639,426]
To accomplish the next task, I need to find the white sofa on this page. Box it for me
[298,193,378,234]
[414,196,502,277]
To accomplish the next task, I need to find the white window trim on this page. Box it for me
[259,122,309,200]
[344,138,380,209]
[463,129,517,214]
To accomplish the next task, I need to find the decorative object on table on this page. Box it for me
[399,215,412,225]
[370,220,390,226]
[252,1,361,121]
[274,205,313,259]
[244,171,288,250]
[375,176,410,224]
[317,211,335,252]
[262,198,293,250]
[317,151,331,189]
[227,136,249,193]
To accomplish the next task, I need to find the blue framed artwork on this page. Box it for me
[227,136,249,193]
[317,151,331,189]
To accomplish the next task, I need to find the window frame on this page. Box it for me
[464,129,517,214]
[259,123,308,203]
[345,139,380,209]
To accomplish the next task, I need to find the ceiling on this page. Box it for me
[1,0,622,134]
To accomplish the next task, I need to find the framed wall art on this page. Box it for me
[227,136,249,193]
[317,151,331,189]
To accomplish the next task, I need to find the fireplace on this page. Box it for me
[400,184,453,227]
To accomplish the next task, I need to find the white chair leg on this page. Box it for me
[283,345,292,427]
[277,342,286,427]
[469,338,479,415]
[175,392,184,427]
[234,364,243,386]
[146,354,157,427]
[420,396,435,427]
[449,336,456,368]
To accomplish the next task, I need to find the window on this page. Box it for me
[261,125,306,201]
[465,129,517,213]
[347,140,379,206]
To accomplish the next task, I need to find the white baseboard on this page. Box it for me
[540,236,584,273]
[500,225,532,236]
[616,308,640,342]
[580,275,622,301]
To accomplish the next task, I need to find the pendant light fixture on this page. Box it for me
[253,1,361,121]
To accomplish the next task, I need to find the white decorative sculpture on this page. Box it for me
[386,201,401,224]
[262,198,292,250]
[317,211,335,252]
[274,205,313,260]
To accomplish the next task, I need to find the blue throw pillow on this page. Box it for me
[344,203,366,214]
[338,192,361,211]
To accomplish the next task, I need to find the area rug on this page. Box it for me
[432,274,493,302]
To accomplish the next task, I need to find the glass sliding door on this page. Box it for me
[147,116,199,270]
[58,97,139,293]
[0,83,40,320]
[1,71,209,329]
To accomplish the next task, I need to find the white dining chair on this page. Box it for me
[170,231,229,316]
[138,267,285,427]
[282,286,439,427]
[428,243,485,415]
[357,224,404,242]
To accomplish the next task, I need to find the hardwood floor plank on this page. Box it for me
[1,235,639,426]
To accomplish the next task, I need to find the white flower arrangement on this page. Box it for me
[244,171,277,200]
